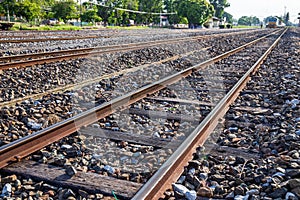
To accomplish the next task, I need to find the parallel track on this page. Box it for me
[0,35,99,43]
[0,28,287,199]
[133,28,287,200]
[0,29,269,70]
[0,29,282,167]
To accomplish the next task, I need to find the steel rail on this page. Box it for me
[0,33,99,38]
[0,28,255,63]
[0,29,283,169]
[0,29,268,70]
[132,28,288,200]
[0,36,99,43]
[0,47,212,108]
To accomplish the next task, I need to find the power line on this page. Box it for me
[89,2,176,15]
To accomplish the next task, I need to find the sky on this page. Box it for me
[225,0,300,23]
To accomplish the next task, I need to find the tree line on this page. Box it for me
[0,0,232,27]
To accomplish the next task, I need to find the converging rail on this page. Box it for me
[0,29,270,70]
[0,28,287,199]
[132,28,287,200]
[0,35,99,43]
[0,29,283,169]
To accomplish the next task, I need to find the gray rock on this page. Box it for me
[289,179,300,189]
[246,189,259,196]
[172,183,189,195]
[1,183,12,197]
[199,172,208,180]
[225,191,235,199]
[197,187,213,198]
[287,169,300,177]
[234,195,246,200]
[234,186,245,195]
[269,188,288,198]
[103,165,115,174]
[285,192,298,200]
[291,187,300,198]
[185,190,197,200]
[65,165,77,176]
[211,174,225,182]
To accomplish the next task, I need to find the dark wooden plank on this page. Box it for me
[204,143,260,160]
[167,86,228,93]
[187,78,237,84]
[198,71,245,77]
[241,90,275,95]
[2,160,142,199]
[146,97,215,107]
[80,127,182,149]
[128,108,202,122]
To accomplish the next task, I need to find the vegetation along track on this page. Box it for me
[0,29,269,70]
[0,28,289,199]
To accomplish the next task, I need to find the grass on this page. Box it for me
[10,23,82,31]
[234,25,260,28]
[106,25,149,30]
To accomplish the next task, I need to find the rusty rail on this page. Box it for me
[132,28,287,200]
[0,29,270,70]
[0,36,99,43]
[0,29,283,169]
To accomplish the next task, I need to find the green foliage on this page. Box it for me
[122,0,139,24]
[52,0,78,23]
[15,0,42,21]
[209,0,229,18]
[1,0,225,29]
[179,17,188,24]
[238,16,260,26]
[175,0,214,26]
[164,0,180,24]
[223,11,233,23]
[12,23,81,31]
[96,0,115,26]
[137,0,163,24]
[284,12,290,25]
[81,7,101,23]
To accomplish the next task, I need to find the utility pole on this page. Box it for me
[298,13,300,27]
[80,0,82,26]
[6,4,10,22]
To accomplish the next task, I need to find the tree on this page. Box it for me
[52,0,77,22]
[121,0,139,25]
[175,0,214,27]
[0,0,18,20]
[209,0,229,19]
[284,12,289,25]
[238,16,260,26]
[137,0,163,24]
[251,16,260,25]
[96,1,112,26]
[15,0,42,21]
[81,7,102,23]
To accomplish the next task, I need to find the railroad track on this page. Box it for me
[0,35,102,43]
[0,29,270,70]
[0,47,211,108]
[0,28,288,199]
[133,28,287,199]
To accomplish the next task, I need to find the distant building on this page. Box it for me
[204,17,220,28]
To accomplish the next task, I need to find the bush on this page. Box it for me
[226,24,232,28]
[12,23,82,31]
[219,24,225,29]
[179,17,188,25]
